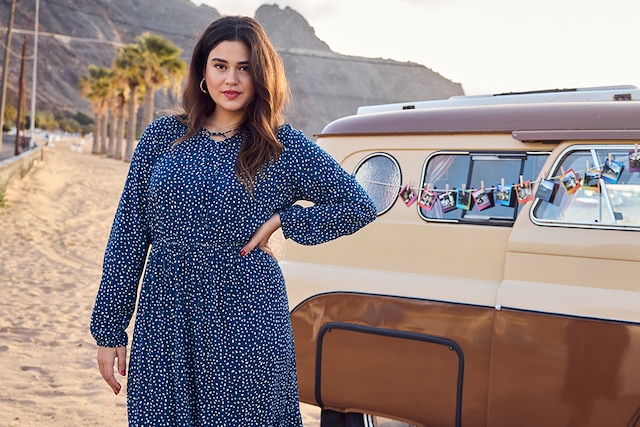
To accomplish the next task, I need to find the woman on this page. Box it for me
[90,15,376,426]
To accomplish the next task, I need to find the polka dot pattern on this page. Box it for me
[90,115,377,426]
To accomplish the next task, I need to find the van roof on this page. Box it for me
[356,85,640,115]
[320,96,640,142]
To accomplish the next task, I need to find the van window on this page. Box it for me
[420,151,549,225]
[354,152,402,215]
[532,145,640,229]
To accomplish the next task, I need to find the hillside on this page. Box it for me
[1,0,463,137]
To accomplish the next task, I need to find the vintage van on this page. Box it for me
[280,86,640,426]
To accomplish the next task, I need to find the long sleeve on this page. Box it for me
[90,127,158,347]
[278,127,376,245]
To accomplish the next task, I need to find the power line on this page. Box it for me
[1,0,201,53]
[0,27,126,48]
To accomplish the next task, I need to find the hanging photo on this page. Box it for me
[438,190,457,213]
[514,180,534,204]
[398,184,418,206]
[418,186,438,211]
[582,168,601,192]
[495,183,513,207]
[629,149,640,173]
[601,158,624,184]
[535,179,557,203]
[455,188,473,210]
[472,187,493,211]
[560,168,581,194]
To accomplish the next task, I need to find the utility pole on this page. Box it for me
[14,35,27,156]
[29,0,40,147]
[0,0,18,138]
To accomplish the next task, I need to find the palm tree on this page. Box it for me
[78,65,112,154]
[104,67,127,159]
[106,86,118,158]
[135,32,185,130]
[104,53,132,161]
[113,90,126,160]
[77,70,97,151]
[114,43,144,162]
[79,33,186,162]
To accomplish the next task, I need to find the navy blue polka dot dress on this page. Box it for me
[90,115,377,426]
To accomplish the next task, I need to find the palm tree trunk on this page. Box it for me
[124,85,138,162]
[107,106,117,158]
[100,109,109,154]
[106,97,116,157]
[114,97,125,160]
[142,86,155,131]
[92,114,102,154]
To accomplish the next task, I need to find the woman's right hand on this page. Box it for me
[240,212,282,260]
[97,345,127,395]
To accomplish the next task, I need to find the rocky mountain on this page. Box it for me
[1,0,463,137]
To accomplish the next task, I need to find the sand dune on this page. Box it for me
[0,138,321,426]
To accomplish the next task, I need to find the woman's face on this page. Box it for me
[204,40,255,117]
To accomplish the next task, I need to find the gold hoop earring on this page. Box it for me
[199,78,208,94]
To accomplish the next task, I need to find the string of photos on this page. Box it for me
[395,146,640,212]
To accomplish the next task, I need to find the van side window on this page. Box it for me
[420,151,549,225]
[354,152,402,215]
[532,145,640,228]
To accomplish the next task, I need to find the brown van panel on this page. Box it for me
[487,309,640,427]
[291,292,495,426]
[320,102,640,136]
[291,293,640,426]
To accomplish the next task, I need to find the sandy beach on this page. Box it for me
[0,138,321,426]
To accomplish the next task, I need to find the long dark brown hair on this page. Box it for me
[179,16,290,191]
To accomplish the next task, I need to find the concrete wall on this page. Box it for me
[0,147,44,190]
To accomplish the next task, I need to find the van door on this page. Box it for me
[489,143,640,426]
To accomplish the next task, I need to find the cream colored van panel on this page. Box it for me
[499,188,640,321]
[282,260,500,310]
[283,220,512,280]
[497,279,640,322]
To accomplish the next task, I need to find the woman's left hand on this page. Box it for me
[240,212,281,260]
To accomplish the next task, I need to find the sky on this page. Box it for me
[192,0,640,96]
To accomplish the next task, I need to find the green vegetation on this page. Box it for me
[3,96,94,135]
[0,185,7,209]
[2,101,17,132]
[32,110,94,135]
